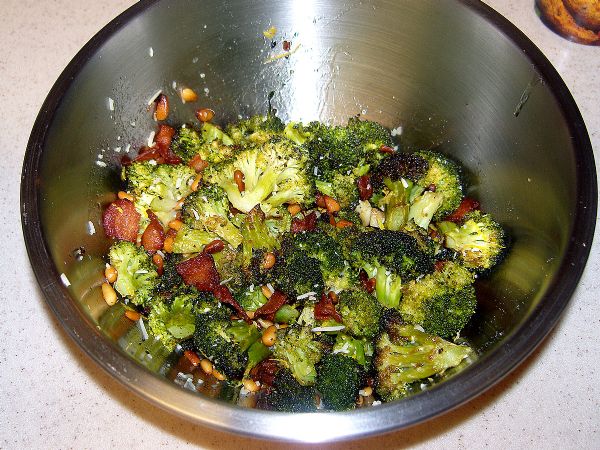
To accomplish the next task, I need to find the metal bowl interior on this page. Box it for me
[21,0,596,442]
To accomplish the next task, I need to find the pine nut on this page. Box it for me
[262,325,277,346]
[203,239,225,254]
[200,359,213,375]
[163,235,175,253]
[189,155,208,173]
[117,191,134,202]
[336,219,353,229]
[361,386,373,397]
[261,285,273,299]
[196,108,215,122]
[287,203,301,216]
[180,88,198,103]
[101,282,117,306]
[242,378,259,392]
[125,310,141,321]
[174,198,185,210]
[191,173,202,192]
[233,170,245,192]
[152,253,164,273]
[246,310,255,320]
[324,195,340,214]
[154,94,169,121]
[104,265,117,283]
[212,369,226,381]
[262,252,276,270]
[168,219,184,231]
[184,350,201,367]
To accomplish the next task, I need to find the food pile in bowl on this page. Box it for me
[100,91,507,411]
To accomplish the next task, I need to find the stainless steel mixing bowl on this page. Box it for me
[21,0,597,442]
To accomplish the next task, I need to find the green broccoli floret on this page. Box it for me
[436,210,507,273]
[333,334,374,368]
[283,121,312,145]
[374,315,472,402]
[181,184,243,247]
[124,161,197,226]
[337,289,382,339]
[272,325,325,386]
[226,114,285,145]
[316,353,363,411]
[172,225,218,254]
[350,230,434,308]
[236,286,268,312]
[345,117,394,165]
[147,287,201,351]
[193,309,261,379]
[274,251,324,299]
[212,247,247,292]
[155,253,183,294]
[399,261,476,338]
[239,207,280,267]
[171,123,235,164]
[414,151,463,221]
[258,368,317,412]
[108,241,158,306]
[204,139,313,214]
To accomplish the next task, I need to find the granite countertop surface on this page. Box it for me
[1,0,598,448]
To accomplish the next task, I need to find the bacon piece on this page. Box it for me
[213,285,249,321]
[314,293,342,323]
[254,291,288,321]
[444,197,480,223]
[357,174,373,201]
[176,253,220,292]
[359,270,376,294]
[102,198,140,242]
[154,124,182,164]
[134,146,164,163]
[379,145,395,154]
[250,359,280,386]
[290,211,317,233]
[141,210,165,253]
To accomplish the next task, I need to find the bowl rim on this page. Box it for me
[20,0,597,442]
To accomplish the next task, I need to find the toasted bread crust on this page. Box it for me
[563,0,600,31]
[537,0,600,44]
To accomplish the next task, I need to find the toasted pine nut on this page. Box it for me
[184,350,201,367]
[189,155,208,173]
[324,195,340,214]
[212,369,226,381]
[246,310,255,320]
[196,108,215,122]
[233,170,245,192]
[180,88,198,103]
[287,203,301,216]
[101,282,117,306]
[168,219,184,231]
[258,318,273,329]
[125,309,141,321]
[336,219,353,229]
[328,291,339,304]
[163,235,175,253]
[154,94,169,121]
[357,395,364,406]
[104,265,117,283]
[361,386,373,397]
[262,325,277,346]
[117,191,134,202]
[262,252,276,270]
[200,359,213,375]
[152,253,164,273]
[242,378,259,392]
[261,285,273,299]
[191,173,202,192]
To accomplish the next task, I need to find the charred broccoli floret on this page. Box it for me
[337,289,382,339]
[171,123,235,164]
[437,210,507,273]
[274,250,324,299]
[155,253,183,294]
[258,368,317,412]
[375,313,472,401]
[316,353,363,411]
[332,334,374,367]
[239,206,280,267]
[108,241,158,306]
[172,225,218,254]
[399,261,476,338]
[226,114,285,145]
[272,325,325,386]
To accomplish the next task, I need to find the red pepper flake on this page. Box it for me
[291,211,317,233]
[357,174,373,201]
[314,293,342,323]
[283,40,291,51]
[176,253,220,292]
[141,210,165,253]
[254,291,288,321]
[444,197,480,223]
[213,285,250,322]
[434,260,447,272]
[102,198,140,242]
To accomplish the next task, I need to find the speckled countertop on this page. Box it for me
[1,1,599,448]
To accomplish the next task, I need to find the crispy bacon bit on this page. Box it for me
[154,124,182,164]
[314,293,342,323]
[434,260,447,272]
[254,291,288,321]
[134,145,163,163]
[189,155,208,173]
[380,145,395,154]
[329,215,337,226]
[444,197,480,223]
[213,285,249,321]
[176,253,220,292]
[357,174,373,201]
[328,291,339,304]
[203,239,225,254]
[155,94,169,121]
[250,359,279,386]
[291,211,317,233]
[141,210,165,253]
[315,193,327,208]
[359,270,376,293]
[102,198,140,242]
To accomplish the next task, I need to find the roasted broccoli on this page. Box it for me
[239,206,280,267]
[181,184,243,247]
[337,289,382,339]
[399,261,476,338]
[274,250,324,299]
[171,123,235,163]
[172,225,218,254]
[332,334,374,367]
[108,241,158,305]
[258,368,317,412]
[226,114,285,145]
[437,210,507,273]
[375,313,472,401]
[272,325,325,386]
[155,253,183,294]
[316,353,363,410]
